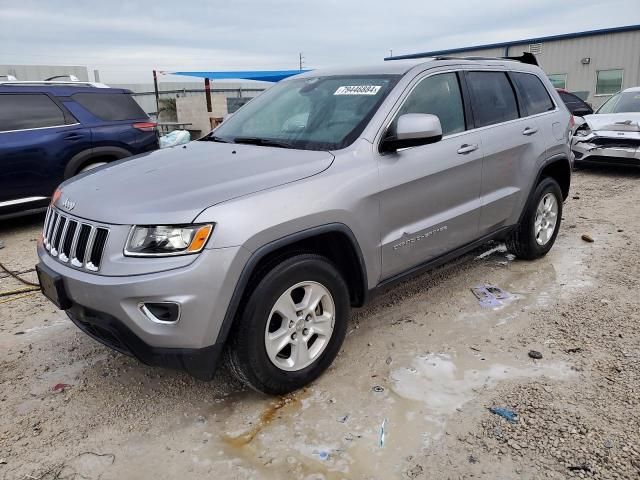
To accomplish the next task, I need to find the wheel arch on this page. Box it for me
[537,155,571,200]
[215,223,368,347]
[515,154,571,231]
[64,146,132,179]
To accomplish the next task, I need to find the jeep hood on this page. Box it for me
[57,141,334,224]
[582,113,640,132]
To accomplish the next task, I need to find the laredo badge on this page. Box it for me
[334,85,381,95]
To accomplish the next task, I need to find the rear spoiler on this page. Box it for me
[429,52,540,66]
[404,52,539,67]
[503,52,539,66]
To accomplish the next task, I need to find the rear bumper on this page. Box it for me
[66,303,223,380]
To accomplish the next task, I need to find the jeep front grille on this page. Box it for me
[42,207,109,272]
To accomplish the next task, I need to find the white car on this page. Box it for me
[572,87,640,167]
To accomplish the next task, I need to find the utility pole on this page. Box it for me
[299,52,304,70]
[389,49,393,58]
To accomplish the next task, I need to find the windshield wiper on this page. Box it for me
[200,135,232,143]
[232,136,295,149]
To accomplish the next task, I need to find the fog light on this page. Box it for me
[138,302,181,324]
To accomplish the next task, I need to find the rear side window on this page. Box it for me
[72,93,147,121]
[396,72,466,136]
[559,91,591,114]
[511,72,555,115]
[0,94,66,132]
[466,72,519,128]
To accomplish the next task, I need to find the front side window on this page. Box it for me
[512,72,555,116]
[0,93,66,132]
[210,75,400,151]
[466,71,519,128]
[72,93,147,121]
[597,90,640,114]
[547,74,567,90]
[595,69,623,96]
[395,72,465,137]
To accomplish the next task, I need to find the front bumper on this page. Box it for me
[66,303,223,380]
[37,241,250,378]
[572,135,640,166]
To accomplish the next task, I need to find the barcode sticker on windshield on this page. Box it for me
[334,85,381,95]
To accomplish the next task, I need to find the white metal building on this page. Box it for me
[386,24,640,108]
[0,64,89,82]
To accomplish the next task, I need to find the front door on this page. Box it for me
[377,72,483,279]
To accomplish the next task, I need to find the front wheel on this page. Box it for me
[506,177,563,260]
[226,254,350,395]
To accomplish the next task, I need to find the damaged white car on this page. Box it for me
[572,87,640,167]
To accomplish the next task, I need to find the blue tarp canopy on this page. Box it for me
[168,70,309,82]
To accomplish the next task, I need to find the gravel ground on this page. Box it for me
[0,166,639,479]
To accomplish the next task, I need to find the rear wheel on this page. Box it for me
[506,177,563,260]
[226,254,350,395]
[78,161,108,173]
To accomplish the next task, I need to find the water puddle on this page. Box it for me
[390,352,572,445]
[191,352,573,479]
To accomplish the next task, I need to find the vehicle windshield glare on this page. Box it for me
[207,75,400,151]
[597,91,640,114]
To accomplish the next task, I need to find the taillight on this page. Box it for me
[133,122,157,132]
[569,114,575,129]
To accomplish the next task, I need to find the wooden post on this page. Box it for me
[204,78,212,112]
[152,70,160,116]
[204,77,213,129]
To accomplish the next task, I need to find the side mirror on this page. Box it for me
[572,107,592,117]
[380,114,443,153]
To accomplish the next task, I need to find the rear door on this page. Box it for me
[464,70,549,235]
[378,71,483,279]
[68,92,158,154]
[0,93,91,204]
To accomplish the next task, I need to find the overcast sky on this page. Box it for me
[1,0,639,84]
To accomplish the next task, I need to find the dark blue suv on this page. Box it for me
[0,82,159,219]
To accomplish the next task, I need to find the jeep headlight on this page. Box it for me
[125,224,213,256]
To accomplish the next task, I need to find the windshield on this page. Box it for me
[597,91,640,114]
[206,75,400,151]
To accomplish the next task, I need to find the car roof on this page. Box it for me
[0,83,133,96]
[292,58,542,80]
[622,86,640,93]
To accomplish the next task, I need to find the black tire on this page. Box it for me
[226,254,350,395]
[506,177,563,260]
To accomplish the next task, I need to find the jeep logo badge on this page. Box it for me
[61,198,76,211]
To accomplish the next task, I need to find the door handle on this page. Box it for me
[457,144,478,154]
[522,127,538,136]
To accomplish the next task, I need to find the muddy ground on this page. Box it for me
[0,167,639,480]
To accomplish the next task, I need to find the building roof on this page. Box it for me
[385,24,640,61]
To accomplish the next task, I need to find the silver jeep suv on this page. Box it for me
[36,57,571,394]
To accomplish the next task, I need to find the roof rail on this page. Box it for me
[44,74,80,82]
[433,52,539,66]
[0,80,110,88]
